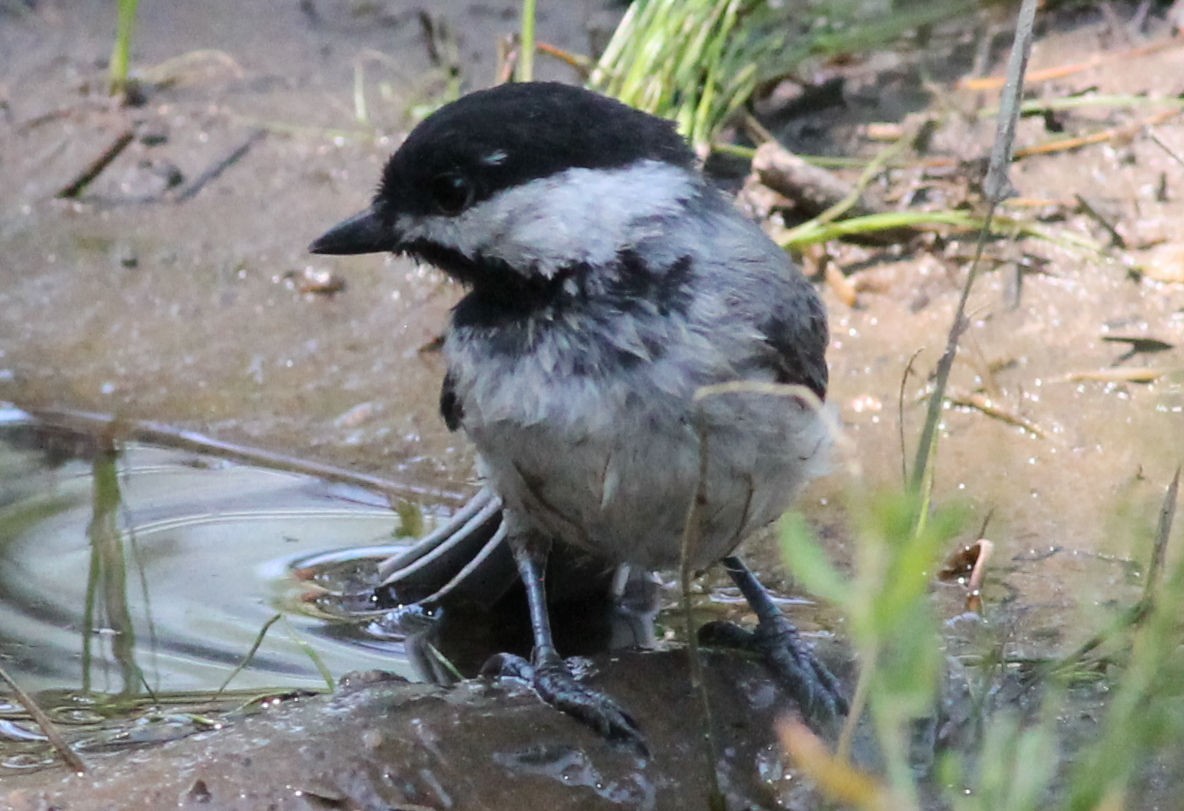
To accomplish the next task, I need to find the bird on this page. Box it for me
[310,80,846,748]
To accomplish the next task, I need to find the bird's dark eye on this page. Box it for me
[429,172,473,215]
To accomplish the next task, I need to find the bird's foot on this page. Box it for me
[700,617,848,723]
[482,652,647,755]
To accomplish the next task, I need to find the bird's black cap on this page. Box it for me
[309,82,695,256]
[376,81,695,215]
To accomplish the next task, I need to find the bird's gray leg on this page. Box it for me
[482,533,646,751]
[701,555,848,722]
[610,564,661,649]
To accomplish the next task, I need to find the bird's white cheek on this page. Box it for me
[397,161,701,279]
[397,214,471,256]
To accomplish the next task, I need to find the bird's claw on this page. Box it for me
[700,618,848,723]
[482,652,647,755]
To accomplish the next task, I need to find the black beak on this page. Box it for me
[308,204,399,255]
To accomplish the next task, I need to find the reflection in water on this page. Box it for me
[82,441,143,697]
[0,406,450,772]
[0,410,438,696]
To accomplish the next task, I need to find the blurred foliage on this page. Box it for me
[780,471,1183,809]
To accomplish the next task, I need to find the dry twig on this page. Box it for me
[0,664,87,773]
[55,128,134,199]
[957,37,1184,91]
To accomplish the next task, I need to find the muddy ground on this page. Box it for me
[1,0,1183,809]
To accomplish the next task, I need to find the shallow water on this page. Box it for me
[0,405,451,769]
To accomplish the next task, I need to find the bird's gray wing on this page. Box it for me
[757,281,829,401]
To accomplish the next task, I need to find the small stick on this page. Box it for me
[898,348,926,487]
[1148,129,1184,169]
[1062,367,1171,384]
[965,539,994,614]
[945,390,1049,438]
[173,128,265,202]
[55,128,134,199]
[495,35,518,85]
[1144,466,1180,600]
[1014,108,1181,158]
[824,260,857,308]
[755,142,883,219]
[0,664,87,773]
[18,405,464,503]
[957,37,1184,91]
[536,42,593,77]
[1074,193,1126,248]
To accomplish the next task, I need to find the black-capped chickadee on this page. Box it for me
[311,81,846,748]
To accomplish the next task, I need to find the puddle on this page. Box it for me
[0,405,462,772]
